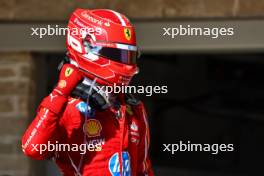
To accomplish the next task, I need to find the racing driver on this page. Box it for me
[22,8,154,176]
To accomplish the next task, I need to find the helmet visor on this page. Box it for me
[84,42,138,65]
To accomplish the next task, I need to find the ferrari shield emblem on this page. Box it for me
[124,28,131,41]
[65,67,73,77]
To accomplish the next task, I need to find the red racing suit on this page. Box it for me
[22,91,154,176]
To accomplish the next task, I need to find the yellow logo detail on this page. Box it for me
[83,119,102,137]
[65,67,73,77]
[126,105,133,115]
[124,28,132,41]
[58,80,66,88]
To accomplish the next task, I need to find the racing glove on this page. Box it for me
[40,64,83,114]
[54,64,83,97]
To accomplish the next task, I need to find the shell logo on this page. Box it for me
[83,119,102,137]
[58,80,66,88]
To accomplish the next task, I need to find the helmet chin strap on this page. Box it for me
[85,77,97,106]
[71,77,116,110]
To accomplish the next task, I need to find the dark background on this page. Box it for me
[33,53,264,176]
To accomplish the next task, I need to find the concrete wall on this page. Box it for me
[0,0,264,21]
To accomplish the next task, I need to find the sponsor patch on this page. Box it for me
[130,121,140,144]
[65,67,73,77]
[76,102,90,115]
[130,121,138,131]
[109,151,131,176]
[83,119,102,137]
[49,92,58,102]
[87,138,105,146]
[58,80,66,88]
[124,28,131,41]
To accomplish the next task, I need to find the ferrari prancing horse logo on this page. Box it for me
[65,67,73,77]
[124,28,131,41]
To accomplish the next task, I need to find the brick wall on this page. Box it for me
[0,53,34,176]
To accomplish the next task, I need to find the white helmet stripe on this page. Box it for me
[110,10,127,26]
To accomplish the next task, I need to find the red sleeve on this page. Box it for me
[137,104,154,176]
[22,91,67,160]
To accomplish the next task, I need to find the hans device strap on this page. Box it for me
[71,82,110,110]
[71,81,140,110]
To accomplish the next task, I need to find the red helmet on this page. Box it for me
[66,8,139,86]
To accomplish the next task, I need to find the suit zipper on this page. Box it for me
[119,105,126,176]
